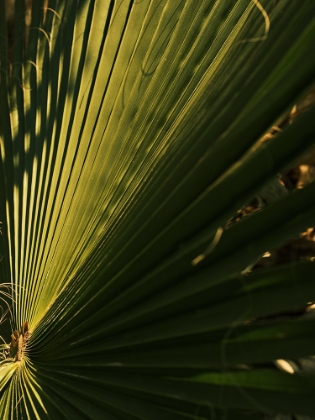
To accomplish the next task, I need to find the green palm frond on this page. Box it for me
[1,0,315,418]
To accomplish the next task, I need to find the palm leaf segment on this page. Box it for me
[1,0,315,418]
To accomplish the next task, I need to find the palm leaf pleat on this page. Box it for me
[1,0,315,418]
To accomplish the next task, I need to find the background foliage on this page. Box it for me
[1,0,315,418]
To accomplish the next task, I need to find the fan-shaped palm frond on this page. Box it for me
[1,0,315,418]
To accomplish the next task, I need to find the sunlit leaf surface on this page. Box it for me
[1,0,315,418]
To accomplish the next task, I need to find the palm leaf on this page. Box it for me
[1,0,315,418]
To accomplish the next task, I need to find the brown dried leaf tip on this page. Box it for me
[9,321,30,362]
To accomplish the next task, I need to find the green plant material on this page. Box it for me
[1,0,315,418]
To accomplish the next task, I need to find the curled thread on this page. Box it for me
[191,227,224,266]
